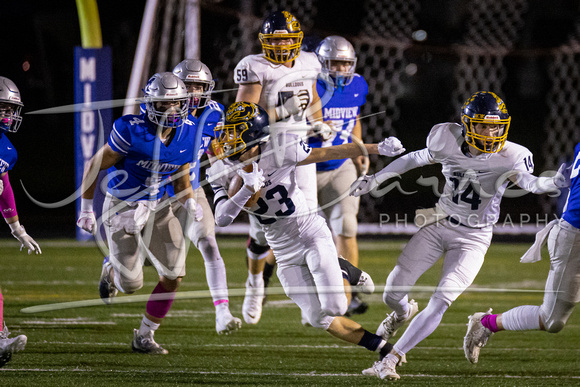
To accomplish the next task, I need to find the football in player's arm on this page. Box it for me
[351,91,570,380]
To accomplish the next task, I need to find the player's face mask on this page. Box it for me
[326,59,357,88]
[462,116,510,153]
[149,99,189,128]
[213,122,249,160]
[185,82,211,110]
[260,33,303,64]
[0,102,22,133]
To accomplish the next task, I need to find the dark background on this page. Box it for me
[1,0,578,239]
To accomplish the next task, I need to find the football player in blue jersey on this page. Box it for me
[311,35,370,315]
[170,59,242,335]
[0,76,34,367]
[464,154,576,364]
[77,72,200,354]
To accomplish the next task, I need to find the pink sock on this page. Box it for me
[145,282,176,319]
[214,299,229,307]
[481,314,499,332]
[0,291,3,330]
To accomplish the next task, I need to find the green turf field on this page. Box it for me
[0,238,578,386]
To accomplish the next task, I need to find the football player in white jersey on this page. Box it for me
[0,76,35,367]
[463,147,575,365]
[233,10,331,325]
[208,101,406,364]
[351,91,570,380]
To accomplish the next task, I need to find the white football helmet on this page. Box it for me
[0,76,24,133]
[143,72,189,128]
[172,59,215,110]
[316,36,357,87]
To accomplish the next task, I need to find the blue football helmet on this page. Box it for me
[0,77,24,133]
[213,102,270,160]
[461,91,511,153]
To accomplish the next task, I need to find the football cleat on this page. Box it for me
[300,309,312,327]
[345,295,368,316]
[362,353,400,380]
[376,299,419,341]
[99,256,118,304]
[0,324,27,368]
[215,309,242,335]
[464,308,494,364]
[242,277,264,325]
[356,270,375,295]
[131,329,168,355]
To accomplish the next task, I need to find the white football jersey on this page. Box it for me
[233,53,321,125]
[428,123,534,227]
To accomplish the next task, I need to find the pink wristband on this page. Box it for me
[0,173,18,219]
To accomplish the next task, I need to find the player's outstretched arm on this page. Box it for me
[350,147,433,197]
[0,172,41,254]
[508,162,571,194]
[298,136,405,166]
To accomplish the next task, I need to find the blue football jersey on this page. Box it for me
[165,100,224,196]
[107,114,195,201]
[562,142,580,228]
[0,133,17,173]
[309,74,368,171]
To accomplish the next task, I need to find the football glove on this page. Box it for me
[76,199,97,234]
[276,95,302,119]
[378,137,406,157]
[0,178,3,196]
[350,174,378,197]
[11,224,42,255]
[184,197,203,222]
[554,162,572,188]
[237,161,264,193]
[312,121,333,141]
[206,159,230,188]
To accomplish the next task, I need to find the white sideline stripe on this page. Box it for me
[32,341,580,353]
[21,321,116,325]
[0,368,578,379]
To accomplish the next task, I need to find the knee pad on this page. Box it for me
[247,237,270,260]
[307,313,335,330]
[330,213,358,238]
[115,272,143,294]
[540,300,575,333]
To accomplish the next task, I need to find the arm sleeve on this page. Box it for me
[375,148,434,185]
[0,173,18,219]
[213,185,254,227]
[108,119,131,155]
[512,172,559,194]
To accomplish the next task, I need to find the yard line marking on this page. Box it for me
[21,321,116,326]
[20,285,553,314]
[30,341,580,353]
[0,368,578,379]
